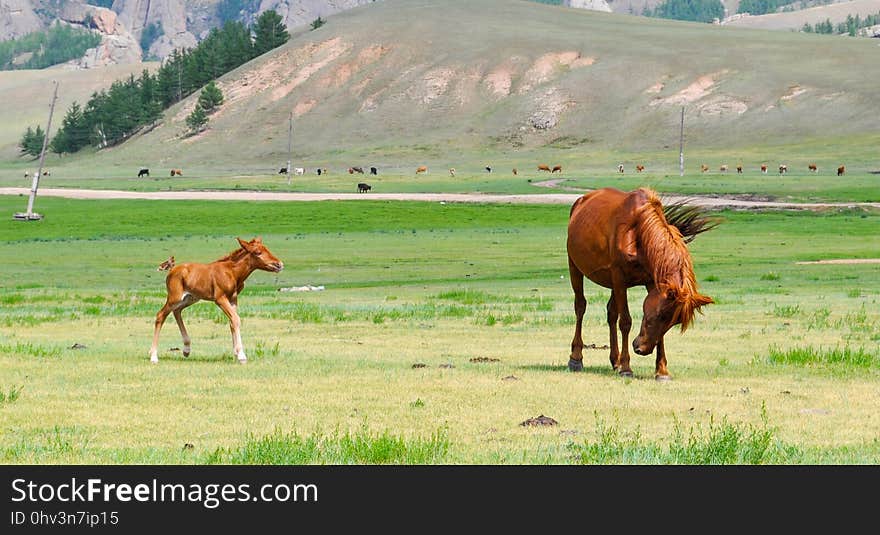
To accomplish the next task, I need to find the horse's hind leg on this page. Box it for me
[173,308,192,357]
[568,257,586,372]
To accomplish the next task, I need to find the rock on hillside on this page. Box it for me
[564,0,612,13]
[0,0,42,40]
[258,0,377,28]
[112,0,198,59]
[58,3,142,68]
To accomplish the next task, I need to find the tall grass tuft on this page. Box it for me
[0,341,61,358]
[764,345,878,368]
[0,385,23,405]
[570,407,797,465]
[205,426,450,465]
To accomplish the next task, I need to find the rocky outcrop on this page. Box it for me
[564,0,612,13]
[258,0,376,29]
[112,0,198,58]
[0,0,43,40]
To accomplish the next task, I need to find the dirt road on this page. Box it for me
[1,187,878,210]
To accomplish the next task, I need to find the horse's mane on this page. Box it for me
[634,188,708,331]
[214,245,249,263]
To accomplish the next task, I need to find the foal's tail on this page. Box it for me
[157,256,175,271]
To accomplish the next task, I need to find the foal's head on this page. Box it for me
[237,237,284,273]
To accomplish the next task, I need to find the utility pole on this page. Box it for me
[679,106,685,177]
[286,112,293,186]
[15,81,58,221]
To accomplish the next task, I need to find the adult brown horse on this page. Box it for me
[567,188,714,380]
[149,237,283,364]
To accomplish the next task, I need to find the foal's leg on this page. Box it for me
[655,337,671,381]
[149,302,174,363]
[215,295,246,363]
[568,258,587,372]
[172,296,196,357]
[606,294,620,370]
[611,282,633,377]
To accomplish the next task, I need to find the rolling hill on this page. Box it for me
[8,0,880,173]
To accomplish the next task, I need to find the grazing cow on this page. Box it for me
[736,165,743,174]
[294,167,304,176]
[537,164,551,172]
[512,168,518,176]
[449,168,456,177]
[552,165,562,174]
[170,169,183,177]
[278,167,287,174]
[837,165,846,176]
[138,168,150,178]
[357,182,371,193]
[42,170,50,176]
[720,165,728,172]
[370,167,378,175]
[24,172,29,178]
[317,168,322,176]
[416,166,428,174]
[761,164,768,174]
[636,165,645,173]
[808,164,818,173]
[779,164,788,175]
[157,256,175,271]
[700,164,709,173]
[617,164,625,174]
[349,166,364,174]
[485,166,492,173]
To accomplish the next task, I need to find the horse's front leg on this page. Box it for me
[215,295,246,364]
[655,337,671,381]
[568,258,587,372]
[606,294,619,370]
[611,282,633,377]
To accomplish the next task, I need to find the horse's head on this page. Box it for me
[237,237,284,273]
[633,284,713,355]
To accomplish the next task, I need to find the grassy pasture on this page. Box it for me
[0,196,878,464]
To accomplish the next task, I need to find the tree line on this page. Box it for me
[802,12,880,35]
[20,11,290,157]
[1,22,101,71]
[643,0,725,24]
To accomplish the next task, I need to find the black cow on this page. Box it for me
[317,168,322,176]
[370,167,378,175]
[357,182,371,193]
[485,166,492,173]
[278,167,288,174]
[138,168,150,178]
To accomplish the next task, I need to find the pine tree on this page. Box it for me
[19,125,45,158]
[50,101,90,154]
[198,81,225,113]
[186,104,208,134]
[252,10,289,56]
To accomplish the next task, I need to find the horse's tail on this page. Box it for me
[661,199,720,244]
[157,256,175,271]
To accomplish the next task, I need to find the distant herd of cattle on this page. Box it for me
[123,160,849,193]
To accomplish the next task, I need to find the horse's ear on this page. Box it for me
[694,293,714,309]
[237,237,250,250]
[253,236,262,243]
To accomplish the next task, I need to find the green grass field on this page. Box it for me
[1,196,878,464]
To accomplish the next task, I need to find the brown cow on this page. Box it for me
[837,165,845,176]
[552,165,562,174]
[512,168,518,175]
[416,166,428,174]
[170,168,183,177]
[779,164,788,174]
[636,165,645,173]
[760,164,768,174]
[808,164,818,173]
[700,165,709,173]
[537,164,551,172]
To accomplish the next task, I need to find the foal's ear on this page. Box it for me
[237,237,251,250]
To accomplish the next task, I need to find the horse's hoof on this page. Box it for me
[237,359,247,365]
[655,375,672,382]
[183,351,190,358]
[568,358,583,372]
[618,370,633,378]
[150,358,158,364]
